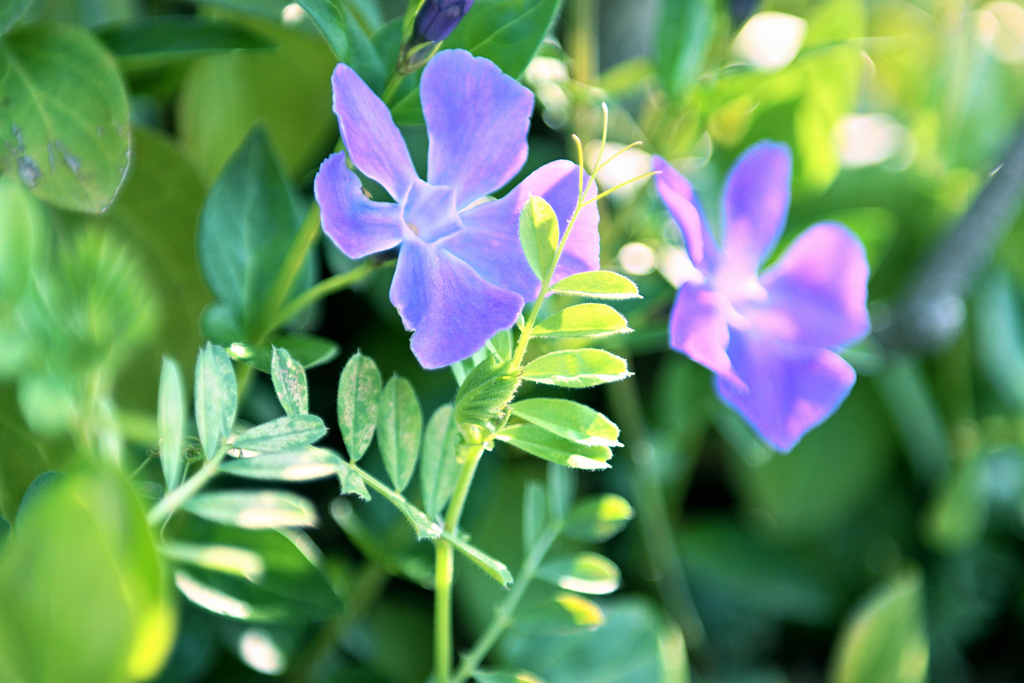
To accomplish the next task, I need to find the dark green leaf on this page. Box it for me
[512,592,605,636]
[520,196,560,281]
[512,398,621,447]
[0,24,130,212]
[655,0,716,97]
[300,0,386,89]
[271,346,308,415]
[442,531,513,587]
[158,357,187,491]
[563,494,635,543]
[550,271,641,300]
[532,303,631,339]
[522,480,547,553]
[225,334,340,372]
[454,354,521,435]
[378,376,423,492]
[521,349,631,389]
[420,404,462,519]
[337,352,382,462]
[194,342,238,460]
[161,541,265,580]
[232,414,327,453]
[297,0,348,58]
[546,462,576,521]
[0,0,31,35]
[498,424,611,470]
[97,16,273,57]
[184,490,318,529]
[220,448,341,482]
[337,461,441,539]
[538,553,621,595]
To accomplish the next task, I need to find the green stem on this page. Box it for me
[257,203,324,346]
[382,72,404,106]
[147,447,227,526]
[267,261,383,332]
[452,522,562,683]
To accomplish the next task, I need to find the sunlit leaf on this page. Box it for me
[538,553,621,595]
[220,448,341,482]
[512,398,621,447]
[231,414,326,453]
[513,593,605,636]
[497,424,611,470]
[521,349,631,389]
[454,354,521,436]
[194,342,238,460]
[532,303,631,339]
[184,490,318,529]
[158,357,187,491]
[442,531,513,587]
[270,346,308,415]
[520,196,560,281]
[563,494,635,544]
[337,352,382,462]
[550,271,640,300]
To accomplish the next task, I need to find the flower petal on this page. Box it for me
[443,160,599,300]
[652,156,718,271]
[391,238,523,369]
[422,49,534,208]
[669,282,742,387]
[722,140,792,272]
[314,152,404,259]
[332,63,417,201]
[745,222,871,348]
[716,331,856,452]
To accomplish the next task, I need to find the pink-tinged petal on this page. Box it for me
[332,63,418,201]
[391,238,524,369]
[745,222,870,348]
[652,156,718,271]
[314,153,404,259]
[668,282,744,388]
[716,331,856,452]
[443,160,600,300]
[422,49,534,208]
[722,141,792,272]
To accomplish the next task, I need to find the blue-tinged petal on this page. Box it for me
[315,153,404,259]
[744,222,870,348]
[443,160,599,300]
[669,282,743,388]
[716,330,856,452]
[391,238,523,369]
[332,63,418,201]
[721,141,792,272]
[652,156,718,271]
[403,179,462,243]
[422,49,534,208]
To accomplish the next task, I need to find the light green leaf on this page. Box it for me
[442,531,513,587]
[378,376,423,492]
[547,462,576,521]
[512,398,621,447]
[420,404,462,519]
[337,461,440,539]
[271,346,308,415]
[563,494,635,544]
[521,349,631,389]
[519,196,560,281]
[184,490,318,529]
[337,460,371,501]
[231,414,326,453]
[0,0,31,35]
[532,303,631,339]
[538,553,621,595]
[220,448,341,482]
[194,342,238,460]
[158,357,186,491]
[829,570,929,683]
[550,271,641,300]
[522,480,547,553]
[337,352,382,462]
[454,354,521,436]
[513,592,605,636]
[497,424,611,471]
[0,24,130,212]
[160,541,265,581]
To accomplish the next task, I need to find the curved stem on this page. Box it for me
[267,261,383,332]
[382,72,404,106]
[256,203,323,345]
[147,447,227,526]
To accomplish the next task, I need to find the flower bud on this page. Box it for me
[413,0,474,43]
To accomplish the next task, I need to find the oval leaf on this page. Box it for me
[564,494,636,543]
[220,448,340,482]
[337,352,382,462]
[377,376,423,492]
[184,490,318,529]
[231,414,326,453]
[420,404,462,519]
[194,342,237,460]
[521,349,631,388]
[271,346,308,415]
[512,398,621,447]
[538,553,622,595]
[513,592,605,636]
[497,424,611,470]
[532,303,631,339]
[158,357,186,491]
[520,196,560,281]
[550,271,641,300]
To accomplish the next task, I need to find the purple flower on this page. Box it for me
[654,142,870,452]
[314,49,599,370]
[414,0,474,43]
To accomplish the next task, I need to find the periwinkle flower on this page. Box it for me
[414,0,474,43]
[653,142,870,452]
[315,49,599,369]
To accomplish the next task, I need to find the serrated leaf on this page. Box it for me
[564,494,635,543]
[336,460,371,501]
[194,343,237,460]
[421,404,462,519]
[158,357,186,491]
[519,196,560,281]
[512,398,621,447]
[271,346,307,415]
[497,424,611,470]
[231,415,326,454]
[521,349,631,389]
[378,376,422,492]
[533,303,631,339]
[550,271,641,300]
[538,553,621,595]
[522,480,548,553]
[337,352,382,462]
[220,448,340,482]
[442,531,513,587]
[454,354,521,434]
[513,592,605,636]
[184,490,318,529]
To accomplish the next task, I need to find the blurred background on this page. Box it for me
[2,0,1024,680]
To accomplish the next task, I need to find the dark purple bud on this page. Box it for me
[413,0,474,43]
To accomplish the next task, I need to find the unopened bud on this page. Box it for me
[398,0,474,74]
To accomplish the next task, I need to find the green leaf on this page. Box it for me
[563,494,635,543]
[337,459,371,501]
[521,349,631,389]
[538,553,621,595]
[378,376,423,492]
[442,531,513,587]
[220,448,341,482]
[271,346,308,415]
[546,462,576,521]
[194,343,238,460]
[550,271,641,300]
[299,0,386,88]
[475,672,547,683]
[655,0,715,97]
[0,0,31,35]
[337,461,441,539]
[337,352,382,462]
[0,24,130,212]
[297,0,348,58]
[512,399,621,447]
[454,354,521,435]
[532,303,631,339]
[513,592,605,636]
[161,541,265,581]
[522,480,548,553]
[158,357,187,491]
[232,414,327,453]
[497,424,611,470]
[197,126,311,334]
[224,334,340,372]
[519,196,560,281]
[420,404,462,519]
[184,490,318,529]
[829,570,929,683]
[97,16,274,57]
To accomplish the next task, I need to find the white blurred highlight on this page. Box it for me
[618,242,656,276]
[834,114,907,168]
[239,628,287,675]
[733,12,807,71]
[974,1,1024,64]
[281,3,306,25]
[658,246,703,287]
[584,141,652,201]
